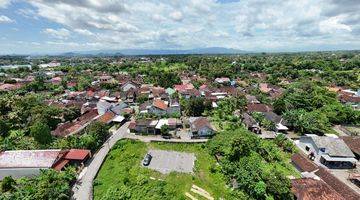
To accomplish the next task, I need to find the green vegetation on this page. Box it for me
[208,128,300,200]
[94,140,233,200]
[95,129,299,200]
[0,167,76,200]
[275,81,360,135]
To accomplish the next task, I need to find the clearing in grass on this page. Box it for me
[93,139,232,200]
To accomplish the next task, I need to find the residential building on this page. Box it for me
[299,135,357,169]
[189,117,216,138]
[291,178,346,200]
[242,113,261,134]
[0,149,90,180]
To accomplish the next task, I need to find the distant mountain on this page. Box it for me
[59,47,247,56]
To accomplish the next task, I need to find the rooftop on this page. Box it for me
[0,149,61,168]
[340,136,360,155]
[291,178,345,200]
[308,135,355,158]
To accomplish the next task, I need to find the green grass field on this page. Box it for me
[93,140,232,200]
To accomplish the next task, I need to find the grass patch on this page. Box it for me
[94,140,232,200]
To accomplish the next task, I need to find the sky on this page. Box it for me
[0,0,359,54]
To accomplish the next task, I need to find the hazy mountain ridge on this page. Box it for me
[60,47,248,56]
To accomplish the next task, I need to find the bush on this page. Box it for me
[30,121,52,145]
[1,176,16,192]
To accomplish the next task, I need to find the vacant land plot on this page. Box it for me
[93,139,232,200]
[145,149,196,174]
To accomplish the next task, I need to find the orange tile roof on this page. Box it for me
[153,99,167,110]
[97,111,115,123]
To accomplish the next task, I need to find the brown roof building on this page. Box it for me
[315,167,360,200]
[247,103,273,113]
[340,136,360,158]
[291,153,319,172]
[291,178,345,200]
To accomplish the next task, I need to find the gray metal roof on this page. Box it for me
[310,135,355,158]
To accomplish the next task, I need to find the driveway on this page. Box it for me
[71,122,129,200]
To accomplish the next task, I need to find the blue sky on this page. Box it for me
[0,0,359,54]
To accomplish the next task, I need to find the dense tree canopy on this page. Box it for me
[208,128,296,200]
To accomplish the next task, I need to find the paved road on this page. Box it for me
[71,122,129,200]
[123,134,208,143]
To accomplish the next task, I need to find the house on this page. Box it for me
[97,111,116,124]
[339,94,360,110]
[259,83,284,99]
[214,77,230,84]
[299,135,357,169]
[52,149,91,171]
[97,99,128,115]
[179,88,201,99]
[245,95,260,104]
[39,61,61,68]
[52,109,98,137]
[50,77,62,85]
[291,178,346,200]
[262,112,289,132]
[129,119,158,134]
[120,81,138,92]
[166,87,176,96]
[291,153,360,200]
[155,118,182,132]
[123,88,137,103]
[149,99,168,116]
[152,86,166,98]
[189,117,216,138]
[247,103,273,113]
[148,99,181,116]
[98,75,114,83]
[0,149,90,180]
[259,83,272,93]
[291,153,319,173]
[0,83,22,91]
[340,136,360,160]
[242,113,261,134]
[174,83,194,93]
[314,167,360,200]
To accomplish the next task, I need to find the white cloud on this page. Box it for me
[74,28,94,36]
[319,16,352,33]
[0,15,13,23]
[43,28,71,39]
[2,0,358,52]
[0,0,11,8]
[169,11,183,21]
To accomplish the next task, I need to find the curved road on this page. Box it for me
[71,122,130,200]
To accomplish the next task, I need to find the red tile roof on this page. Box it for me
[247,103,273,112]
[63,149,91,160]
[340,94,360,103]
[153,99,167,110]
[191,117,214,132]
[174,83,194,92]
[315,167,360,200]
[291,153,319,172]
[291,178,345,200]
[97,111,115,123]
[128,121,136,130]
[52,159,69,171]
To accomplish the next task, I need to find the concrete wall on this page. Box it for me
[0,167,48,180]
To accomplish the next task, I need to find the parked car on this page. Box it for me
[143,153,152,166]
